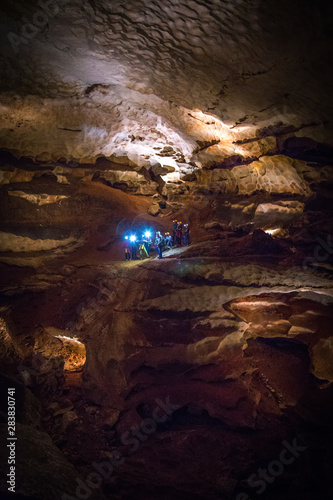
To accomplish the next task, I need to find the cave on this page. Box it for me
[0,1,333,499]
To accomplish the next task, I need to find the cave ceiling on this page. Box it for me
[0,0,332,166]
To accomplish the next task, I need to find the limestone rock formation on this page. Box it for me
[0,0,333,499]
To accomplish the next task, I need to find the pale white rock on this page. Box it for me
[0,232,80,253]
[0,169,35,185]
[8,191,69,206]
[0,0,332,176]
[195,155,313,197]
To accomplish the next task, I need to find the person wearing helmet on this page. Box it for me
[165,232,172,247]
[184,224,190,246]
[138,235,149,260]
[172,220,178,245]
[142,231,152,255]
[123,236,132,260]
[129,235,137,260]
[155,231,165,259]
[176,221,183,246]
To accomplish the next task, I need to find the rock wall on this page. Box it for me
[0,0,333,498]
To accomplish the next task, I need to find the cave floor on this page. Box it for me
[1,201,333,500]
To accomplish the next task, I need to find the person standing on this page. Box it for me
[165,232,172,247]
[176,222,183,246]
[184,224,190,246]
[123,236,131,260]
[172,220,178,245]
[138,240,149,259]
[155,231,165,259]
[143,231,152,256]
[130,235,137,260]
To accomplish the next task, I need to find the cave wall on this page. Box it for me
[1,0,333,499]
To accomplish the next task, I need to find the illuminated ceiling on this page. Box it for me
[0,0,332,167]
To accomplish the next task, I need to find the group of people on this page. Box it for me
[123,221,190,261]
[171,220,190,247]
[123,232,152,261]
[155,221,191,259]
